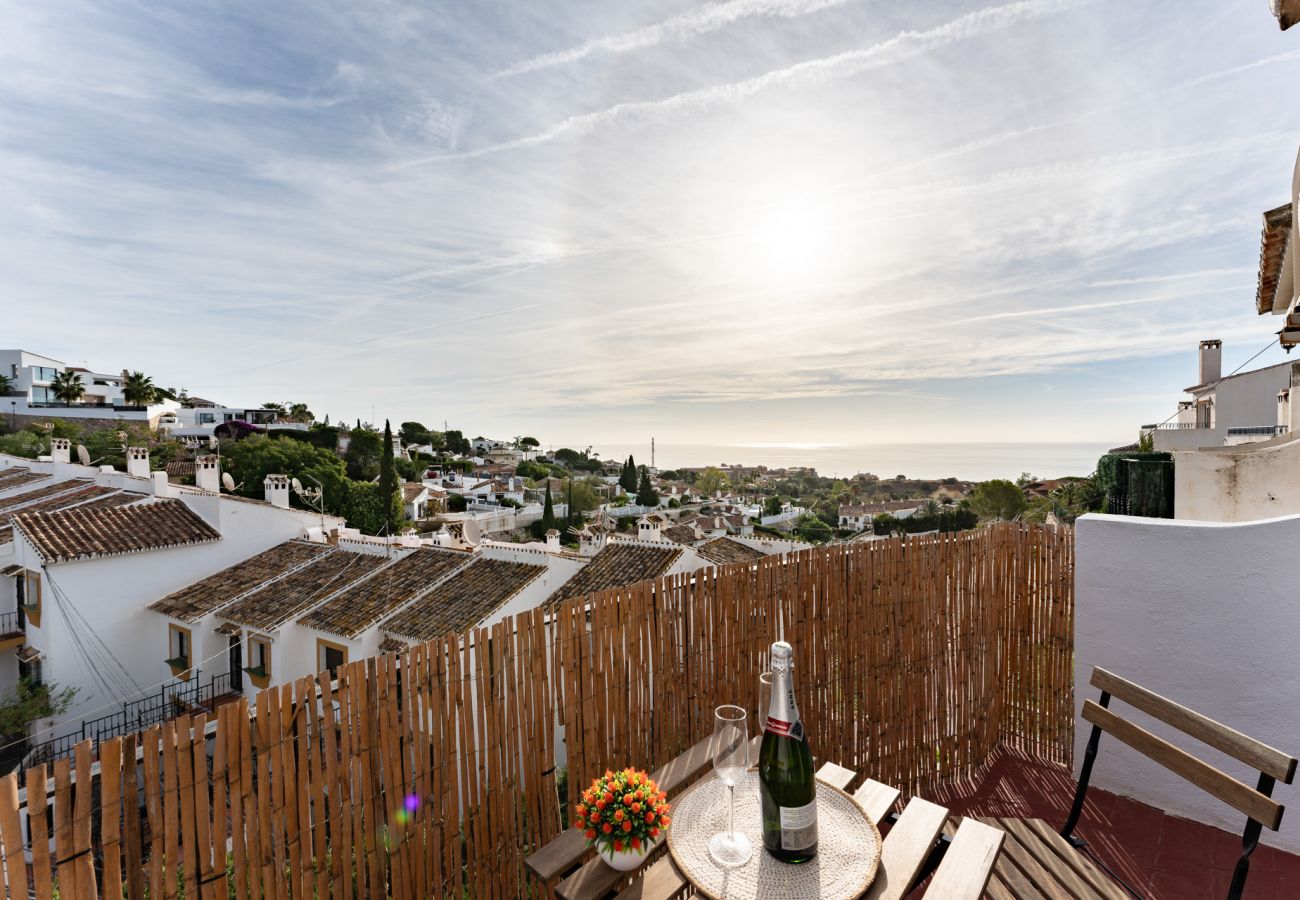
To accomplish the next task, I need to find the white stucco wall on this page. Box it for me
[1174,433,1300,522]
[1075,513,1300,852]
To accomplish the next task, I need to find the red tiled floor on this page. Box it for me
[918,744,1300,899]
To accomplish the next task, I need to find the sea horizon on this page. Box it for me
[586,441,1117,483]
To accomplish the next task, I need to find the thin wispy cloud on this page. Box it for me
[2,0,1297,445]
[409,0,1086,164]
[491,0,859,79]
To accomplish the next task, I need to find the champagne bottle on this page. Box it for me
[758,640,818,863]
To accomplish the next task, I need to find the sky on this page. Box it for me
[3,0,1299,453]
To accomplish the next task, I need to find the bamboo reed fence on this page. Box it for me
[0,522,1073,899]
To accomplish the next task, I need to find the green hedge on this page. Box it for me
[1095,452,1173,518]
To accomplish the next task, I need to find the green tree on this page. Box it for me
[443,429,471,455]
[794,514,832,544]
[378,420,402,533]
[285,402,314,424]
[262,402,287,416]
[1015,472,1037,488]
[50,370,85,406]
[122,371,157,405]
[969,479,1028,521]
[635,468,659,506]
[0,374,12,396]
[518,436,540,449]
[763,495,783,518]
[695,467,729,499]
[0,678,77,768]
[620,455,638,493]
[400,421,433,446]
[542,483,556,528]
[345,428,383,481]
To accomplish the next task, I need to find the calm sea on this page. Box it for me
[589,443,1112,482]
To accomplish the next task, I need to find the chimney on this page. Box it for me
[151,470,171,497]
[126,446,150,478]
[545,528,560,552]
[196,454,221,493]
[638,515,662,542]
[264,474,291,509]
[50,438,71,465]
[1199,339,1222,385]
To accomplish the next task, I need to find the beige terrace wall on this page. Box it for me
[1174,433,1300,521]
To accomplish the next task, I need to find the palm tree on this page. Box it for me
[0,374,12,396]
[286,403,314,424]
[122,371,156,406]
[50,370,85,406]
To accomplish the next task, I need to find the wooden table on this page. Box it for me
[525,737,1006,900]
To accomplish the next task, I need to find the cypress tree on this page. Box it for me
[621,454,638,493]
[636,468,659,507]
[378,419,402,534]
[542,482,555,529]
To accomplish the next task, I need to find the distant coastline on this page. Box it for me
[587,442,1113,482]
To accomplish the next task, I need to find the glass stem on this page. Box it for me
[728,783,735,838]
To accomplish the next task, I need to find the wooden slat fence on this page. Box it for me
[0,522,1072,898]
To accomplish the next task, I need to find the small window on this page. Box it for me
[317,639,347,677]
[166,624,192,680]
[22,572,40,628]
[245,636,271,687]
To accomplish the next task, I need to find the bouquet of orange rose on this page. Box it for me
[574,768,672,856]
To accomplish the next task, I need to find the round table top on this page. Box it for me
[666,771,881,900]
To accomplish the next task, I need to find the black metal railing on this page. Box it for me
[1226,425,1290,437]
[0,611,21,638]
[23,401,149,411]
[19,670,236,774]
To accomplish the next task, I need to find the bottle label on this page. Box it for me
[779,800,817,850]
[764,717,804,740]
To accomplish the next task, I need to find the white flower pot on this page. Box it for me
[598,834,660,871]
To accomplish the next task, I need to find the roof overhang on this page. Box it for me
[1257,203,1294,316]
[1274,0,1300,30]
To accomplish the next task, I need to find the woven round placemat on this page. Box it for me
[666,771,881,900]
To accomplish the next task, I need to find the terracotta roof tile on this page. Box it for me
[0,468,50,492]
[545,543,682,609]
[696,537,766,566]
[299,547,471,638]
[14,499,221,564]
[1257,203,1293,316]
[661,525,700,545]
[0,479,96,516]
[381,558,545,641]
[149,539,333,622]
[217,549,388,632]
[401,483,427,503]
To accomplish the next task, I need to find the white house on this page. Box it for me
[0,349,180,428]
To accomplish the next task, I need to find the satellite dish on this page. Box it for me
[76,445,90,467]
[221,472,236,492]
[462,519,481,547]
[291,478,304,493]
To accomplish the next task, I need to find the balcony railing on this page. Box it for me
[0,611,21,639]
[1140,422,1210,430]
[23,401,148,411]
[19,669,235,773]
[1225,424,1290,437]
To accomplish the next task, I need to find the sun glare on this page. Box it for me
[727,198,841,285]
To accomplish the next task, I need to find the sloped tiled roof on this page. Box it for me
[1257,203,1293,316]
[0,479,95,515]
[149,540,332,622]
[14,499,221,564]
[299,547,470,638]
[217,549,388,632]
[661,525,700,545]
[696,537,766,566]
[0,468,50,492]
[401,483,427,503]
[0,483,141,547]
[381,557,545,642]
[545,543,682,609]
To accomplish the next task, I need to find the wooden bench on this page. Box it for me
[981,667,1299,900]
[525,747,1004,899]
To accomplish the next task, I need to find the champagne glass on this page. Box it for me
[709,704,752,867]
